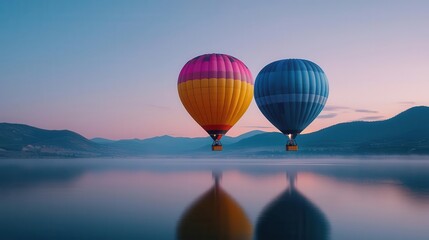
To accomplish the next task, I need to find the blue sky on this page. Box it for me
[1,0,428,139]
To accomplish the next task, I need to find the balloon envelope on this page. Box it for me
[254,59,329,136]
[178,53,254,141]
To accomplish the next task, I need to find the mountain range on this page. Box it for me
[1,106,428,158]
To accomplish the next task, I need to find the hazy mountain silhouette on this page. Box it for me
[90,137,116,144]
[230,106,429,154]
[91,130,265,155]
[1,107,428,158]
[0,123,103,157]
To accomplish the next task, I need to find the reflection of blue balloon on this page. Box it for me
[254,59,329,150]
[256,175,330,239]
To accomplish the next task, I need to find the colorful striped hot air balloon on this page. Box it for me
[178,53,254,151]
[254,59,329,151]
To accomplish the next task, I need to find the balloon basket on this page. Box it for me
[286,145,298,151]
[212,145,223,151]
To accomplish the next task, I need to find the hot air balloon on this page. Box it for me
[178,54,254,151]
[254,59,329,151]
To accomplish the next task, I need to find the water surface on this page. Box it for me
[1,157,429,240]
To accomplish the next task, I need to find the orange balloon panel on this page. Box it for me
[178,54,254,138]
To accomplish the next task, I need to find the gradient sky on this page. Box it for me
[1,0,428,140]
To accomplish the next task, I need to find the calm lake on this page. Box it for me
[1,157,429,240]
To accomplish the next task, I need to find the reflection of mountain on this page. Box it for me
[312,164,429,201]
[0,163,85,191]
[177,174,252,240]
[256,175,330,240]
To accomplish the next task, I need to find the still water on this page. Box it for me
[1,157,429,240]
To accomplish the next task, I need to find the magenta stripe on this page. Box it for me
[178,53,253,84]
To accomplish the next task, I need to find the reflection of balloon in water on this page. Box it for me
[177,173,252,240]
[254,59,329,151]
[178,54,254,151]
[256,174,330,240]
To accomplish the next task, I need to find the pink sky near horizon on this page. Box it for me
[2,49,428,140]
[1,1,428,140]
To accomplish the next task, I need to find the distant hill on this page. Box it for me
[299,106,429,154]
[1,107,428,158]
[91,137,116,144]
[0,123,103,158]
[229,106,429,154]
[94,130,266,155]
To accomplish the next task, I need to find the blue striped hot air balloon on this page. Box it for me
[254,59,329,151]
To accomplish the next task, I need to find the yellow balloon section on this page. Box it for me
[178,54,253,138]
[178,79,253,130]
